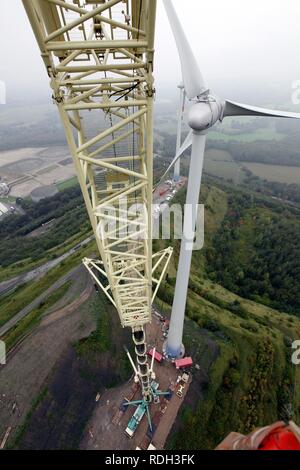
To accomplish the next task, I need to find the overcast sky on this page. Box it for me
[1,0,300,104]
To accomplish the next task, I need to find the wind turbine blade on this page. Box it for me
[159,130,193,183]
[163,0,207,99]
[223,100,300,120]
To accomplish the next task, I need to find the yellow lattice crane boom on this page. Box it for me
[22,0,172,402]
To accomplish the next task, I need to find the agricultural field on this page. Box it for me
[179,147,247,184]
[204,149,247,183]
[213,115,288,140]
[208,129,286,143]
[0,103,55,128]
[243,162,300,184]
[179,148,244,184]
[56,176,79,191]
[0,146,76,199]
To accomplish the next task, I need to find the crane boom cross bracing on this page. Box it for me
[22,0,172,402]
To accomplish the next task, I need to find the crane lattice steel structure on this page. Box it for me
[22,0,172,402]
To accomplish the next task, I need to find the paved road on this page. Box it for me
[0,235,94,297]
[0,265,83,338]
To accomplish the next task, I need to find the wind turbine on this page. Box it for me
[173,82,185,182]
[163,0,300,359]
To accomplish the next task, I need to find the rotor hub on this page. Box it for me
[188,96,223,132]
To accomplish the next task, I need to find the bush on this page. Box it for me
[203,319,220,332]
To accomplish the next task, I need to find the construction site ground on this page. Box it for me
[81,313,191,450]
[0,260,218,450]
[0,266,94,448]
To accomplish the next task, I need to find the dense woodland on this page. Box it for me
[0,186,89,267]
[205,189,300,314]
[243,170,300,204]
[213,138,300,167]
[167,183,300,316]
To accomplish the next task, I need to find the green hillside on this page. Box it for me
[154,181,300,449]
[167,182,300,314]
[1,175,299,450]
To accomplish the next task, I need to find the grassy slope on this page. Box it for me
[158,183,300,449]
[164,276,300,449]
[2,281,72,351]
[0,228,93,283]
[0,239,97,329]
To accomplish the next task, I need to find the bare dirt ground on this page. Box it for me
[0,146,75,198]
[0,263,218,450]
[0,148,45,166]
[0,146,69,168]
[80,314,191,450]
[0,265,94,447]
[79,310,220,451]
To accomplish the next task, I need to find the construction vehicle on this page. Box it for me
[125,403,147,439]
[176,384,185,398]
[180,372,189,384]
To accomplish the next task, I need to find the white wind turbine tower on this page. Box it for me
[163,0,300,358]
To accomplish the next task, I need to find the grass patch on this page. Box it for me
[0,239,96,329]
[0,229,93,283]
[208,127,285,143]
[75,296,110,357]
[0,196,16,204]
[2,281,72,350]
[56,176,79,191]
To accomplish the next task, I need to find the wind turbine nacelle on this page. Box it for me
[188,98,223,132]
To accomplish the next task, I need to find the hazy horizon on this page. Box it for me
[1,0,300,107]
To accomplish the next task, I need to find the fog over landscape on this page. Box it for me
[1,1,300,195]
[1,0,300,106]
